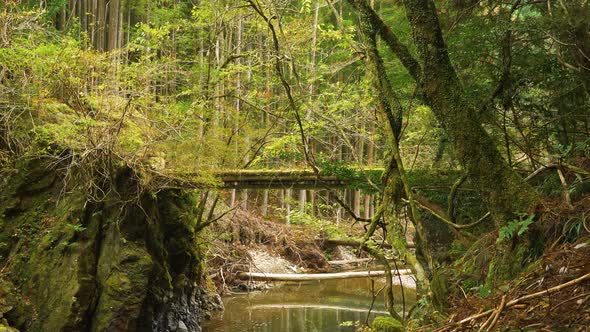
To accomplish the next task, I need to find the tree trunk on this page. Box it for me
[349,0,432,302]
[401,0,539,224]
[107,0,120,51]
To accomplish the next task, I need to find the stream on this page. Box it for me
[202,276,416,332]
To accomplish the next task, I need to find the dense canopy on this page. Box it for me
[1,1,589,331]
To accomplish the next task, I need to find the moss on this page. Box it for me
[1,160,214,331]
[0,319,19,332]
[485,242,528,288]
[0,279,31,330]
[372,316,403,332]
[430,270,448,310]
[92,238,153,332]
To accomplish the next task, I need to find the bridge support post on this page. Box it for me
[310,190,315,216]
[299,189,306,213]
[230,189,236,207]
[240,189,248,209]
[261,189,268,216]
[364,194,371,220]
[354,190,361,217]
[285,188,291,224]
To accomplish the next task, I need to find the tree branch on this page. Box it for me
[347,0,422,81]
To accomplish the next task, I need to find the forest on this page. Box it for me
[0,0,589,331]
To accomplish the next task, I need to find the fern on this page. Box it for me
[497,214,534,243]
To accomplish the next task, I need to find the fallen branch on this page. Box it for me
[457,272,590,327]
[560,162,590,178]
[409,196,487,230]
[328,257,404,266]
[480,294,507,331]
[556,167,573,209]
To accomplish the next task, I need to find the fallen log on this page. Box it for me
[328,257,401,266]
[322,239,416,249]
[328,258,375,265]
[237,269,413,281]
[250,304,390,314]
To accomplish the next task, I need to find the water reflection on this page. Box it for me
[202,277,415,332]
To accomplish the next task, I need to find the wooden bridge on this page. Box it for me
[216,168,384,190]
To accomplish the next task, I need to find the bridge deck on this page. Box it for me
[217,168,384,189]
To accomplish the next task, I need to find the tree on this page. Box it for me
[356,0,540,225]
[348,0,431,300]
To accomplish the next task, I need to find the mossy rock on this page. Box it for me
[0,161,215,331]
[372,316,403,332]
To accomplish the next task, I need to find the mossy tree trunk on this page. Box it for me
[351,0,542,288]
[400,0,540,225]
[349,0,433,308]
[398,0,542,285]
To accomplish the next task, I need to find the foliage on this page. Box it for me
[1,0,590,328]
[497,214,535,244]
[318,160,382,194]
[471,284,492,298]
[288,208,349,240]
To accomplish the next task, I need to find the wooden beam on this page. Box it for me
[158,168,466,191]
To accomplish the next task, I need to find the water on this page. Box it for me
[202,277,416,332]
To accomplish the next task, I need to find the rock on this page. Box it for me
[247,250,295,274]
[177,321,188,332]
[210,294,224,311]
[0,163,218,331]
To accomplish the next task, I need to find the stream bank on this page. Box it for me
[200,207,416,332]
[0,161,220,331]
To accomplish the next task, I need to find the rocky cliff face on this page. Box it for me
[0,162,220,331]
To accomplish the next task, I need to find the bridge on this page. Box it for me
[166,167,466,192]
[216,168,384,190]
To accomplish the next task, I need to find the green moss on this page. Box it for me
[430,270,448,309]
[485,242,528,288]
[0,319,19,332]
[0,279,29,330]
[372,316,403,332]
[1,160,213,331]
[92,239,153,332]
